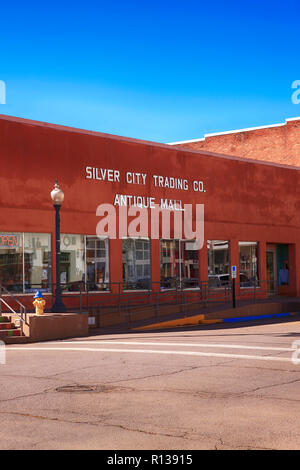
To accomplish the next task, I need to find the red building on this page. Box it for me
[170,117,300,166]
[0,114,299,312]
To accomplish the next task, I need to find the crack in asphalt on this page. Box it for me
[0,408,290,450]
[0,389,54,404]
[101,359,236,386]
[0,409,199,442]
[240,377,300,395]
[2,361,300,406]
[101,422,191,440]
[214,437,275,450]
[0,409,103,426]
[0,360,234,404]
[0,365,105,381]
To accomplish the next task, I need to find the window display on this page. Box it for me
[86,236,109,291]
[207,240,230,287]
[60,234,85,291]
[24,233,51,292]
[61,235,109,291]
[160,239,199,288]
[180,240,199,288]
[239,241,259,286]
[0,232,51,293]
[122,238,151,290]
[0,233,23,292]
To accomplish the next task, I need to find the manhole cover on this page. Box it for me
[56,384,110,393]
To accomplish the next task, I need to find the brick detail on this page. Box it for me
[175,118,300,167]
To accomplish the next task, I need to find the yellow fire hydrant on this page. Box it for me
[33,290,46,316]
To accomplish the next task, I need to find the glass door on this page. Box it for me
[266,250,276,295]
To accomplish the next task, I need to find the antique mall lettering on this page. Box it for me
[85,166,206,211]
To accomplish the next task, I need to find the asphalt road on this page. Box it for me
[1,319,300,450]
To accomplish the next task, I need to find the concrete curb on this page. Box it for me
[133,312,300,331]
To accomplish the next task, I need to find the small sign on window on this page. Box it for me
[0,234,20,248]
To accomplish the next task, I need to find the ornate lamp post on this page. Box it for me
[51,181,66,312]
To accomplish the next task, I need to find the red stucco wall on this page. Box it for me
[1,114,300,305]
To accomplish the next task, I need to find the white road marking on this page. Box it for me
[55,340,296,352]
[5,346,294,363]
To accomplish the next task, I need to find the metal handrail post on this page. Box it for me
[97,306,100,328]
[20,306,24,336]
[79,282,82,314]
[232,279,236,308]
[86,282,89,311]
[127,304,131,328]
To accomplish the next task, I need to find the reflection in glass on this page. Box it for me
[60,235,110,291]
[207,240,230,287]
[180,240,199,288]
[160,239,199,289]
[0,233,23,292]
[60,234,85,291]
[24,233,51,292]
[123,238,151,290]
[160,239,179,288]
[86,236,109,291]
[239,241,259,286]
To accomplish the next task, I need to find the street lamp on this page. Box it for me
[51,181,66,312]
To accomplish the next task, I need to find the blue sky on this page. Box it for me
[1,0,300,142]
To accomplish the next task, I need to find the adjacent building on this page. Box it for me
[169,117,300,166]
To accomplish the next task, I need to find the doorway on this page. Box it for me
[266,248,276,295]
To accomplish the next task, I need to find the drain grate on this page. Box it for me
[56,384,111,393]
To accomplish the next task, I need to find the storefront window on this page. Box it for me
[86,236,109,291]
[160,239,180,289]
[239,241,259,286]
[24,233,51,292]
[160,239,199,289]
[207,240,230,287]
[0,233,23,292]
[180,240,199,288]
[60,234,85,291]
[0,232,52,293]
[60,235,110,291]
[123,238,151,290]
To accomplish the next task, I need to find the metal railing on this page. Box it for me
[85,278,284,328]
[0,284,28,335]
[57,279,233,313]
[0,278,284,327]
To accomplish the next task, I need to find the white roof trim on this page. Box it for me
[168,137,206,145]
[168,116,300,145]
[203,122,285,137]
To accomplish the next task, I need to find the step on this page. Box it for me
[0,316,10,323]
[1,336,28,344]
[0,322,15,330]
[0,329,21,337]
